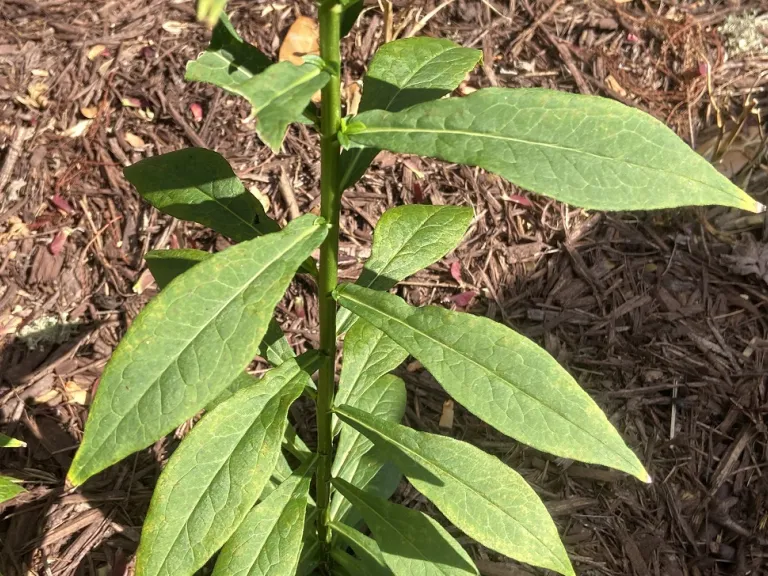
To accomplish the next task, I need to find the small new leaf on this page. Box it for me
[334,284,650,482]
[136,356,315,576]
[337,204,473,334]
[348,88,762,212]
[340,37,482,190]
[332,478,478,576]
[335,405,574,576]
[212,469,312,576]
[69,215,327,486]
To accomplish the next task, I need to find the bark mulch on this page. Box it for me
[1,1,767,575]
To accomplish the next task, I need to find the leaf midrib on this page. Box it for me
[338,408,568,572]
[339,290,640,474]
[351,125,744,205]
[78,224,319,476]
[193,183,265,239]
[249,65,325,115]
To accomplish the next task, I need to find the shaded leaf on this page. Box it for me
[212,469,312,576]
[144,248,295,365]
[348,88,762,212]
[0,476,24,503]
[335,406,574,576]
[332,478,478,576]
[336,204,473,334]
[331,520,392,576]
[340,0,364,37]
[69,215,327,485]
[333,284,649,482]
[135,356,315,576]
[340,37,481,190]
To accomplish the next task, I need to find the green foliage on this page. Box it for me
[66,7,761,576]
[345,88,762,212]
[68,215,327,486]
[136,355,319,576]
[213,468,313,576]
[0,476,24,504]
[336,204,473,334]
[340,37,482,190]
[0,434,25,448]
[334,283,649,483]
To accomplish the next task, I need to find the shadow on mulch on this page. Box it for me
[1,0,768,575]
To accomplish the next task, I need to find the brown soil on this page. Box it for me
[1,1,767,575]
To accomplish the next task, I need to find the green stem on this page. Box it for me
[316,0,342,569]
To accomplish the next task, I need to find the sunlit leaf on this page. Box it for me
[136,355,316,576]
[331,520,392,576]
[335,405,574,576]
[213,469,312,576]
[347,88,763,212]
[336,205,473,334]
[69,215,327,485]
[334,284,649,482]
[340,37,481,190]
[0,434,25,449]
[0,476,24,503]
[144,248,295,365]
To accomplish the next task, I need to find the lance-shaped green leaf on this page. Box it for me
[331,521,393,576]
[135,356,315,576]
[186,13,271,91]
[347,88,763,212]
[0,476,24,503]
[212,470,312,576]
[68,215,327,486]
[335,319,408,427]
[0,434,25,448]
[332,478,478,576]
[331,549,367,576]
[340,38,482,190]
[336,205,473,334]
[336,406,574,576]
[197,0,228,28]
[296,509,320,576]
[334,284,649,482]
[145,248,295,366]
[331,374,406,522]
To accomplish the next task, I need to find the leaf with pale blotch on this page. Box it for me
[347,88,762,212]
[340,37,481,190]
[336,405,574,576]
[145,248,295,366]
[212,470,311,576]
[334,284,649,482]
[186,14,271,91]
[331,372,406,523]
[332,520,393,576]
[332,478,478,576]
[0,434,25,448]
[68,215,327,486]
[135,356,316,576]
[0,476,24,503]
[336,205,473,334]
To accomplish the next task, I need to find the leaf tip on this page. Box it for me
[754,200,766,214]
